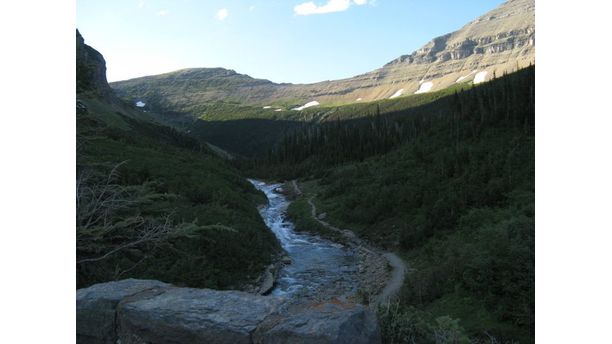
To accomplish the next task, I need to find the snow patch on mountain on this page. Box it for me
[292,101,320,111]
[389,89,404,99]
[415,82,433,94]
[474,71,488,84]
[456,71,477,83]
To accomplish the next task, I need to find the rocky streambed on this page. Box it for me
[250,180,360,303]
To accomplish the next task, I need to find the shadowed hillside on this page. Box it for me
[76,30,281,290]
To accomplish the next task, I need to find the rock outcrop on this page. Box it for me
[76,279,381,344]
[117,286,284,344]
[76,29,114,97]
[76,279,171,344]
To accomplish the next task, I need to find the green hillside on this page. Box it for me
[76,31,281,290]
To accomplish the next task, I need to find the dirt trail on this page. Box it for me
[377,252,406,306]
[293,181,407,308]
[291,180,302,196]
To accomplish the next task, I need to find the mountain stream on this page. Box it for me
[250,180,359,302]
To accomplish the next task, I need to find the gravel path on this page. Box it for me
[376,252,406,306]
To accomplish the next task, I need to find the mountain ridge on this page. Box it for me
[111,0,534,111]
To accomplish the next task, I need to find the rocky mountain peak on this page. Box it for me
[385,0,534,68]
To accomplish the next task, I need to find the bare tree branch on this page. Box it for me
[76,161,177,267]
[77,215,173,264]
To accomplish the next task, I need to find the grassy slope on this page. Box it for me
[285,197,346,244]
[111,75,474,158]
[113,75,472,123]
[77,99,281,290]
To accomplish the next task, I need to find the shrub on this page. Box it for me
[377,303,469,344]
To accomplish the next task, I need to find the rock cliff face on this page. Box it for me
[111,0,534,110]
[386,0,534,66]
[76,279,381,344]
[76,30,114,98]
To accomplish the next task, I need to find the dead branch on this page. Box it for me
[77,215,173,264]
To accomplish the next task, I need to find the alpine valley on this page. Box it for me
[76,1,535,343]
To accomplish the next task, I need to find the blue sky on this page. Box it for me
[77,0,504,83]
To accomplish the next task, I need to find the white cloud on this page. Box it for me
[216,8,229,21]
[156,10,168,16]
[294,0,368,16]
[295,0,349,16]
[249,5,256,11]
[138,0,146,9]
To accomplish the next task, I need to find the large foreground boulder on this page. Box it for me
[117,287,285,344]
[253,301,381,344]
[76,279,171,344]
[76,279,381,344]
